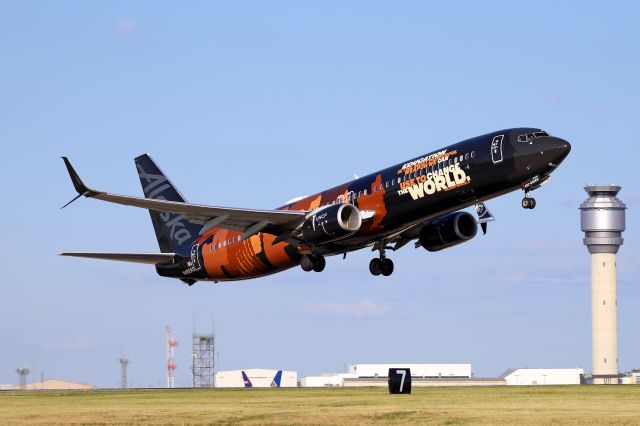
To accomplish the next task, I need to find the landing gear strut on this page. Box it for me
[300,253,326,272]
[369,242,394,277]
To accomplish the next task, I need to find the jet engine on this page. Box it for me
[419,211,478,252]
[301,204,362,244]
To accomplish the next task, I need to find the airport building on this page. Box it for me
[0,379,94,391]
[500,368,584,386]
[301,365,588,387]
[348,363,471,378]
[300,373,358,388]
[214,369,297,388]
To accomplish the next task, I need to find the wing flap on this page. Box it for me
[60,252,178,264]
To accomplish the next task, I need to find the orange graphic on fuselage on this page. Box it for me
[194,174,390,281]
[356,174,386,232]
[199,228,299,281]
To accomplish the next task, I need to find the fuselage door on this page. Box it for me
[491,135,504,164]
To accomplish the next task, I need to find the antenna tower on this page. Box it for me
[118,357,129,389]
[16,367,30,390]
[192,333,215,388]
[166,326,178,388]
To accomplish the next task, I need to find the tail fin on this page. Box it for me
[134,154,201,252]
[271,370,282,387]
[241,371,253,388]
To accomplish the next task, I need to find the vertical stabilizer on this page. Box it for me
[271,370,282,387]
[135,154,201,252]
[241,371,253,388]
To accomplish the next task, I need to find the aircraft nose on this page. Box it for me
[546,137,571,163]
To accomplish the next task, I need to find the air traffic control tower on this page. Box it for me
[580,185,626,384]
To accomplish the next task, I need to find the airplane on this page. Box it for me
[271,370,282,388]
[242,371,253,388]
[61,128,571,284]
[240,370,282,388]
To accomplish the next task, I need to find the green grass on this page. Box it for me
[1,386,639,425]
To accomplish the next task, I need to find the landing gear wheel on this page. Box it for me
[529,198,537,209]
[300,254,314,272]
[381,258,394,276]
[521,197,530,209]
[312,255,326,272]
[369,258,382,276]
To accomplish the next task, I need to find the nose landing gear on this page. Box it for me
[521,195,537,209]
[521,175,550,209]
[369,242,394,276]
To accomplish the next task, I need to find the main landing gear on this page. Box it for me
[300,253,326,272]
[369,242,394,277]
[521,194,537,209]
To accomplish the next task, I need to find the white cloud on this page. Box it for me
[299,299,391,318]
[115,19,137,37]
[45,336,95,351]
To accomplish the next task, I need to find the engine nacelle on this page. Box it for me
[301,204,362,244]
[419,211,478,252]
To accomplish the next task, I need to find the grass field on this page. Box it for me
[1,386,639,425]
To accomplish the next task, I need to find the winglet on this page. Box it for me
[61,157,98,208]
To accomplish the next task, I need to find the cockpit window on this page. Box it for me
[518,131,549,143]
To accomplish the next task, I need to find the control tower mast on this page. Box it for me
[580,185,626,384]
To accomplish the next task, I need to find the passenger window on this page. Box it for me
[391,178,395,186]
[465,153,469,160]
[471,151,476,158]
[385,181,389,188]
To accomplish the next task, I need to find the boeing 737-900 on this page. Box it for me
[61,128,570,284]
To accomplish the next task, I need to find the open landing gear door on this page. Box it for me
[475,202,495,235]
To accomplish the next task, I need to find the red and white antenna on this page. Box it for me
[166,326,178,388]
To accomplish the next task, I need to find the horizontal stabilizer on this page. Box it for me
[59,252,178,264]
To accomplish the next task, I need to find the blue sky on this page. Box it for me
[1,1,638,387]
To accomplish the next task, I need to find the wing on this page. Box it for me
[61,157,308,240]
[60,252,178,264]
